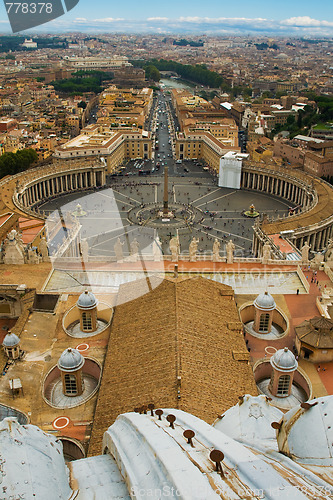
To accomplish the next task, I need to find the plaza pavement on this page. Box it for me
[41,174,294,260]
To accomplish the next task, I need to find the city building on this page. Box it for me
[63,55,131,71]
[54,123,153,172]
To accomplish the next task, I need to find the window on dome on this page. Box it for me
[64,374,77,395]
[277,374,290,396]
[259,313,270,332]
[82,312,92,331]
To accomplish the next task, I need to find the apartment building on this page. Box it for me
[99,86,153,129]
[171,89,239,171]
[54,124,152,173]
[273,137,333,176]
[304,151,333,177]
[273,140,305,166]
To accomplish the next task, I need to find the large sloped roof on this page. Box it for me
[88,276,257,455]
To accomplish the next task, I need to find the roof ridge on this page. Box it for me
[174,280,181,410]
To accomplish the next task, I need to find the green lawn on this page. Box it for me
[313,122,333,130]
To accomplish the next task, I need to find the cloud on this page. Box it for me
[281,16,333,27]
[5,14,333,35]
[177,16,267,24]
[93,18,124,22]
[147,17,169,22]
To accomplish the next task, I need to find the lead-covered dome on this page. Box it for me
[270,347,298,372]
[58,347,84,372]
[254,291,276,310]
[213,394,283,450]
[0,418,73,500]
[77,290,98,310]
[2,331,20,347]
[277,395,333,465]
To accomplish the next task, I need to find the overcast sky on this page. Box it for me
[0,0,332,35]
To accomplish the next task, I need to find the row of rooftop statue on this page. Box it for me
[0,229,50,265]
[113,235,238,263]
[113,235,317,264]
[0,229,244,264]
[1,227,333,266]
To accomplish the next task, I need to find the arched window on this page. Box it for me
[277,374,290,396]
[82,311,92,331]
[64,374,77,395]
[259,313,270,332]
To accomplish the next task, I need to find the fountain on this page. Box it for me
[243,203,259,218]
[72,203,87,217]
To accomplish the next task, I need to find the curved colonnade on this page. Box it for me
[14,159,106,218]
[241,163,316,213]
[242,163,333,255]
[2,158,333,258]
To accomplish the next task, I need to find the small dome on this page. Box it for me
[270,347,298,372]
[278,395,333,465]
[77,290,98,310]
[2,331,20,347]
[254,291,276,311]
[58,348,84,372]
[213,394,283,450]
[0,418,73,499]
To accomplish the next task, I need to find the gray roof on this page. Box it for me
[2,402,333,499]
[77,290,98,310]
[58,347,85,372]
[278,396,333,466]
[2,331,20,347]
[213,394,283,450]
[0,403,28,424]
[271,347,298,372]
[254,291,276,311]
[0,418,73,500]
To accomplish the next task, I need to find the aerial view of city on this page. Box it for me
[0,0,332,498]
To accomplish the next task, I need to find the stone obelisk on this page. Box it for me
[163,166,169,216]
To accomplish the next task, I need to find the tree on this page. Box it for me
[287,115,295,126]
[145,65,160,82]
[51,71,114,96]
[0,148,37,179]
[297,110,304,128]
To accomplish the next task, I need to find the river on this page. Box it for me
[159,78,196,91]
